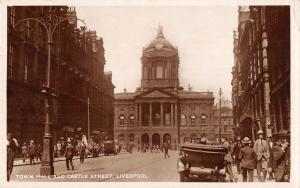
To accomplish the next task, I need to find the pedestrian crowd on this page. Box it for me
[219,129,290,182]
[6,134,91,181]
[138,143,176,154]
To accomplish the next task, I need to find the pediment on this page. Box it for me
[136,89,177,99]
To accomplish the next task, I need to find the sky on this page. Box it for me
[76,6,238,102]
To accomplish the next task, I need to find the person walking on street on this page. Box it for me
[36,143,42,162]
[65,139,75,170]
[53,144,58,160]
[7,133,17,181]
[21,142,28,163]
[57,141,62,159]
[221,137,235,182]
[268,130,290,182]
[239,137,256,182]
[266,135,274,180]
[79,142,86,164]
[163,141,170,159]
[233,136,243,174]
[28,140,36,165]
[253,130,270,182]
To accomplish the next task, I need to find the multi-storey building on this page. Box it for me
[113,26,214,149]
[231,6,290,140]
[7,6,114,143]
[213,99,235,141]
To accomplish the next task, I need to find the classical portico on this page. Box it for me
[113,26,214,150]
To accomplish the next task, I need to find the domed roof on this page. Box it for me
[144,25,176,52]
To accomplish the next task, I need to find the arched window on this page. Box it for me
[129,114,135,126]
[156,62,163,78]
[119,134,125,141]
[200,113,207,124]
[180,114,187,126]
[190,114,196,125]
[119,114,125,126]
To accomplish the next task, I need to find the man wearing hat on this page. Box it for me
[253,130,270,182]
[268,130,290,182]
[233,136,243,174]
[221,137,235,182]
[7,133,17,181]
[28,140,36,165]
[65,139,75,170]
[238,137,256,182]
[266,135,274,180]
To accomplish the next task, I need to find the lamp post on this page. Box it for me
[87,97,90,140]
[14,7,85,176]
[218,88,222,142]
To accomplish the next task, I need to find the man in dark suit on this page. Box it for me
[65,139,75,170]
[233,136,243,174]
[221,137,235,182]
[7,133,17,181]
[163,141,170,159]
[268,130,290,182]
[28,140,36,165]
[239,137,256,182]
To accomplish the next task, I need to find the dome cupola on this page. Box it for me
[140,25,180,90]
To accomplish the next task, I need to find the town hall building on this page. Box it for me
[114,26,215,149]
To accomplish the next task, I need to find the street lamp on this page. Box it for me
[14,6,85,176]
[218,88,222,142]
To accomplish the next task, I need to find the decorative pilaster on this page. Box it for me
[160,102,163,126]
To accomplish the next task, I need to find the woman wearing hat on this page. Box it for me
[253,130,270,182]
[238,137,256,182]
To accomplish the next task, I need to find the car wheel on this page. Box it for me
[179,173,188,182]
[217,175,225,182]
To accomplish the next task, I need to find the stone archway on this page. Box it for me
[152,133,161,146]
[163,133,171,144]
[141,133,149,145]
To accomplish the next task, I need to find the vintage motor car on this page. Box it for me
[103,140,117,156]
[177,138,228,182]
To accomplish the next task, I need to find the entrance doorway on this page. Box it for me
[141,133,149,145]
[163,133,171,144]
[152,133,161,146]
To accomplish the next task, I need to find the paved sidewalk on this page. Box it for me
[14,151,129,167]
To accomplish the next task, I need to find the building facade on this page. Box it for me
[7,6,114,143]
[114,26,214,149]
[231,6,290,140]
[213,100,235,141]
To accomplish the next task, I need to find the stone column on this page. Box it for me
[170,103,174,126]
[160,102,164,126]
[139,103,142,126]
[175,103,178,127]
[135,104,139,126]
[277,95,284,131]
[149,103,152,127]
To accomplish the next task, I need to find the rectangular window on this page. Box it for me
[24,55,29,83]
[190,119,195,125]
[130,119,134,126]
[8,45,14,79]
[9,7,16,27]
[26,20,31,38]
[156,63,163,78]
[39,26,44,46]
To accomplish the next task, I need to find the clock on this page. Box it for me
[155,43,163,50]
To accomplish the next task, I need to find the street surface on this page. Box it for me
[11,151,274,182]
